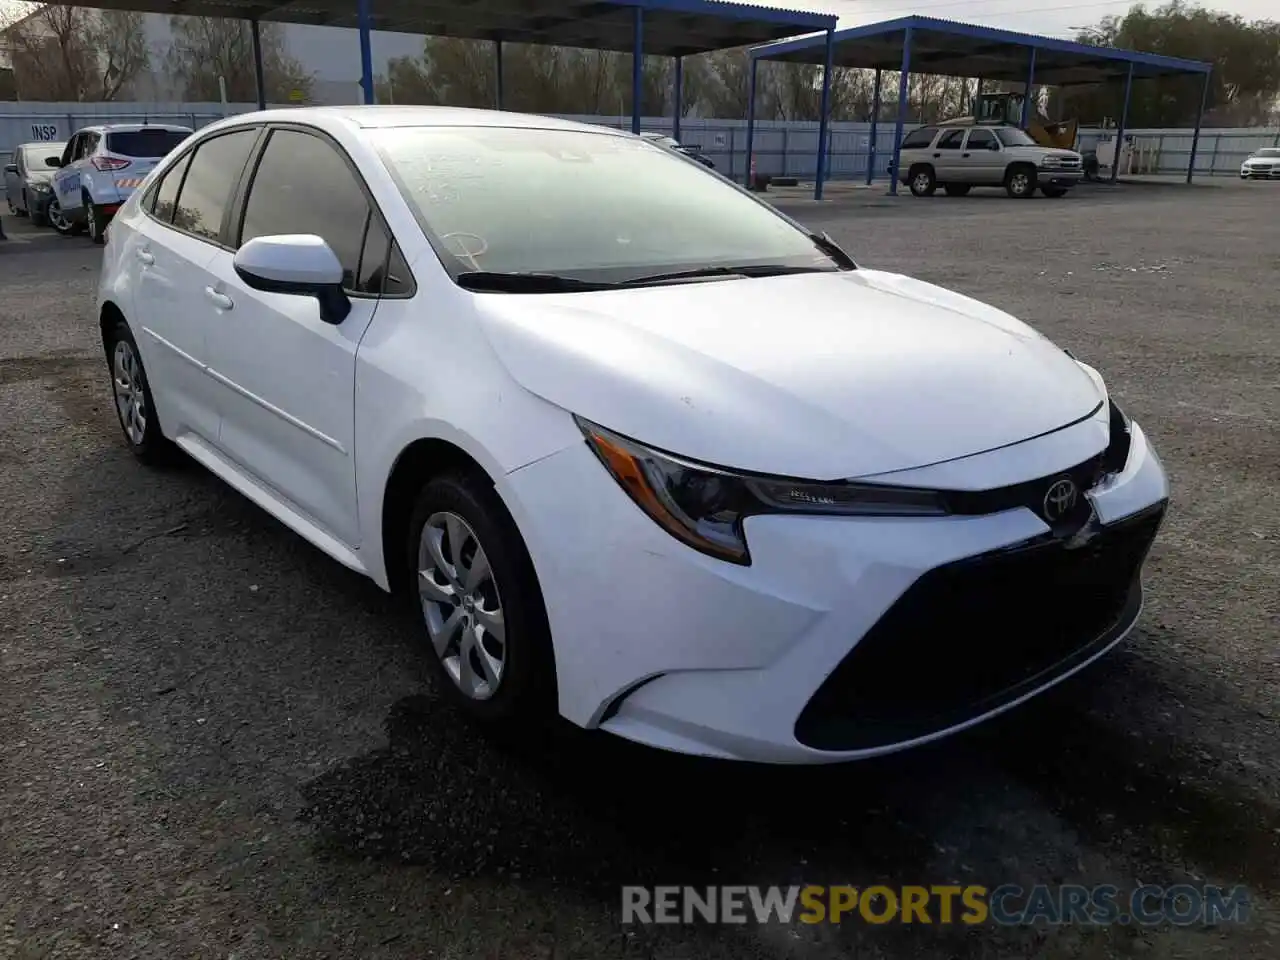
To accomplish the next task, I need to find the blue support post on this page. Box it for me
[357,0,374,104]
[631,5,643,135]
[888,26,913,196]
[250,18,266,110]
[866,68,882,185]
[1187,70,1210,183]
[814,27,834,200]
[494,40,504,109]
[744,56,758,188]
[673,56,683,141]
[1021,48,1036,127]
[1110,61,1134,183]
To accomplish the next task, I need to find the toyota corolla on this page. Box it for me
[96,106,1169,763]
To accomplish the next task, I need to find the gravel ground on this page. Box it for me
[1,180,1277,959]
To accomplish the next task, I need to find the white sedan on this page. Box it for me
[97,106,1169,764]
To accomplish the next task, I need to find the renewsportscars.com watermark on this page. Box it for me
[622,884,1251,927]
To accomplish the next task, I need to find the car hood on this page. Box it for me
[475,269,1103,480]
[1010,146,1081,160]
[25,172,52,186]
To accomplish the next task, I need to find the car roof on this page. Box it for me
[195,105,631,139]
[73,123,194,134]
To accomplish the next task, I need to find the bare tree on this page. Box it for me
[5,6,149,101]
[164,16,313,103]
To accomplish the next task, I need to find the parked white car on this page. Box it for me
[1239,147,1280,180]
[49,122,191,242]
[97,106,1169,763]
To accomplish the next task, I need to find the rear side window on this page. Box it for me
[167,129,258,242]
[148,151,194,223]
[966,128,996,150]
[901,127,937,149]
[936,130,965,150]
[107,129,190,158]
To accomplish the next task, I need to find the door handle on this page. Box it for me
[962,153,971,158]
[135,249,154,265]
[204,286,234,310]
[932,152,941,158]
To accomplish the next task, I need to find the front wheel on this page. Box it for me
[407,472,556,731]
[47,197,78,235]
[908,166,937,197]
[1005,166,1037,198]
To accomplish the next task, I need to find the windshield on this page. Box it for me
[1254,148,1280,158]
[20,145,61,170]
[105,129,190,158]
[370,125,843,283]
[995,127,1038,147]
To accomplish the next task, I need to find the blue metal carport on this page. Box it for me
[47,0,834,156]
[751,15,1214,198]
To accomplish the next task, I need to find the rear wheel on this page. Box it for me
[943,184,971,197]
[104,318,172,464]
[84,193,106,244]
[1005,165,1037,198]
[908,165,937,197]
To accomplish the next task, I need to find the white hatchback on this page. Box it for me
[97,106,1169,764]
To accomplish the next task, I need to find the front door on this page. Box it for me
[203,126,387,547]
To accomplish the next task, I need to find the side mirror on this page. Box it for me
[233,234,351,325]
[3,163,17,175]
[46,156,63,167]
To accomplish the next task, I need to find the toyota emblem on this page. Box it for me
[1042,478,1078,523]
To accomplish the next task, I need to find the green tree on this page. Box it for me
[163,16,314,104]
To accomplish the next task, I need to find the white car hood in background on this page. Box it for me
[477,269,1103,480]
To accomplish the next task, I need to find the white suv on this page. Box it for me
[896,124,1084,199]
[48,123,192,243]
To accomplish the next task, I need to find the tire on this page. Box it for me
[943,184,971,197]
[406,471,556,731]
[1005,165,1037,198]
[47,197,75,235]
[908,165,937,197]
[1041,186,1069,198]
[28,192,48,227]
[103,318,172,464]
[84,193,106,244]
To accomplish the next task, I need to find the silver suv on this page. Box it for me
[896,124,1084,199]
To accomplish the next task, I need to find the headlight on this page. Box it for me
[576,417,947,565]
[1040,157,1062,168]
[31,182,51,193]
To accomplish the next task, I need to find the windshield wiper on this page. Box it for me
[455,271,616,293]
[617,264,838,287]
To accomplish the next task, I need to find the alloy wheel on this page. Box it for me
[418,511,507,700]
[112,339,148,446]
[1010,172,1031,196]
[48,199,70,232]
[913,173,932,194]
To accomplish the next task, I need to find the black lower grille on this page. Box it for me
[794,501,1166,751]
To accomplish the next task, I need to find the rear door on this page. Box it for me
[201,125,409,547]
[932,129,966,181]
[961,128,1002,184]
[129,127,262,444]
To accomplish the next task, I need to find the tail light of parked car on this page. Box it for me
[91,156,131,171]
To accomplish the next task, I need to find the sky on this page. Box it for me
[776,0,1277,39]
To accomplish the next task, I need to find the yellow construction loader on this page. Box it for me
[938,92,1079,152]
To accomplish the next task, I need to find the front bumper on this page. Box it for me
[1038,168,1083,187]
[501,412,1169,764]
[1240,167,1280,179]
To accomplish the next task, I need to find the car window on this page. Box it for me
[936,130,965,150]
[965,129,996,150]
[78,134,99,160]
[238,128,374,292]
[901,127,938,149]
[60,136,78,167]
[168,129,258,242]
[352,210,414,296]
[995,127,1036,147]
[372,125,844,283]
[148,151,194,223]
[106,129,190,158]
